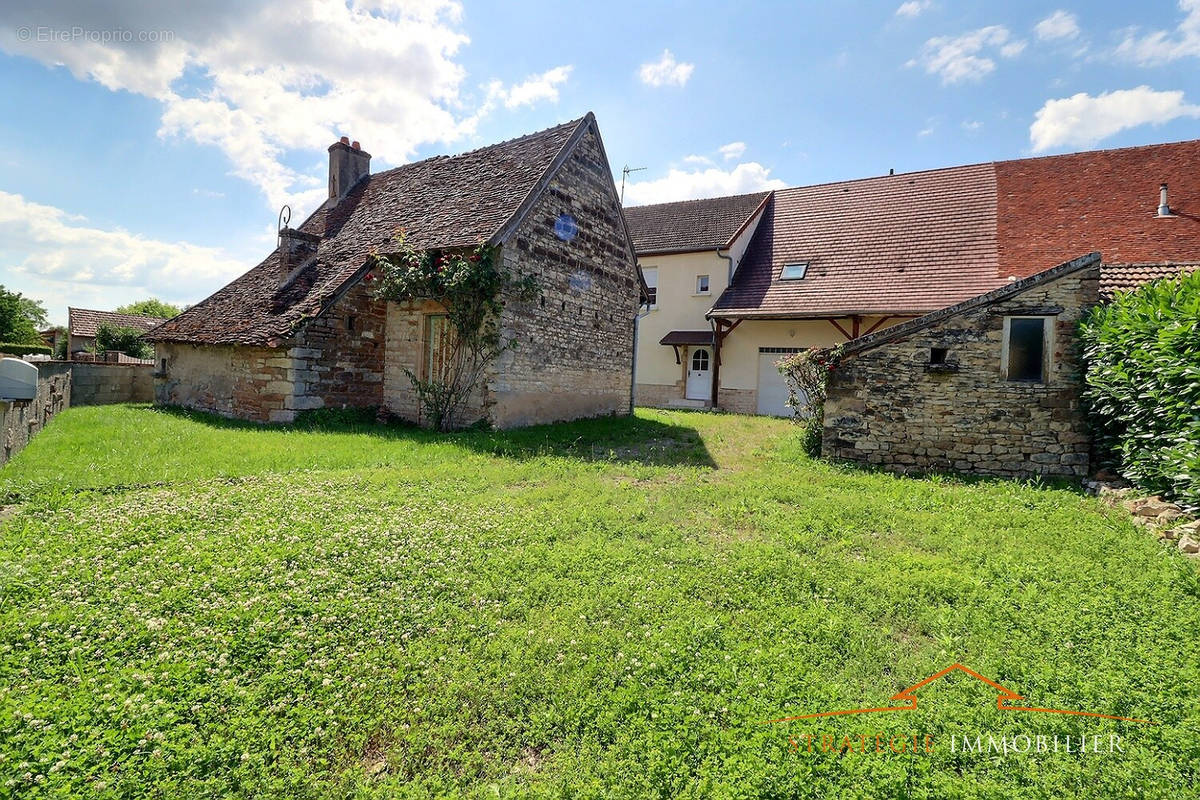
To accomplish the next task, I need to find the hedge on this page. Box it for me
[0,342,52,356]
[1080,271,1200,507]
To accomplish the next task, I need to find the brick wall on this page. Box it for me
[0,362,70,465]
[490,124,639,428]
[717,387,756,415]
[70,363,154,406]
[823,261,1100,479]
[998,141,1200,278]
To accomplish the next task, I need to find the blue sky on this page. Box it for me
[1,0,1199,325]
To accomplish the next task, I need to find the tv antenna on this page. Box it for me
[620,164,646,205]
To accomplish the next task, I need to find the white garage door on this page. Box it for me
[756,348,803,416]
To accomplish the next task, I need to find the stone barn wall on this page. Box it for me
[822,257,1101,479]
[491,124,640,429]
[291,280,388,414]
[154,342,294,422]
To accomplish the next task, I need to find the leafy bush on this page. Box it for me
[95,323,153,360]
[1080,271,1200,506]
[115,298,182,318]
[0,342,51,356]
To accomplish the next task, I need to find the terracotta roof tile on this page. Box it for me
[623,192,769,254]
[712,164,1003,318]
[68,308,165,338]
[148,116,588,346]
[1100,262,1200,299]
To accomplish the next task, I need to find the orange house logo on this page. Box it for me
[762,664,1156,725]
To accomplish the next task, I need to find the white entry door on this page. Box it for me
[685,347,711,400]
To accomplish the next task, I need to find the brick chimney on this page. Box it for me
[328,136,371,201]
[278,227,321,277]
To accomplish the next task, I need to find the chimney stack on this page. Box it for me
[328,136,371,201]
[1158,183,1172,217]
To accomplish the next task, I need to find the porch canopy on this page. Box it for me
[659,329,713,365]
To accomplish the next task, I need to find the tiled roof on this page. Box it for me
[712,164,1003,318]
[1100,262,1200,299]
[68,308,165,338]
[148,116,590,346]
[623,192,770,255]
[712,139,1200,319]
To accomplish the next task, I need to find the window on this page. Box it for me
[425,314,452,382]
[642,267,658,308]
[1003,317,1050,382]
[346,314,357,331]
[929,347,947,365]
[691,348,710,371]
[780,262,809,280]
[695,274,710,295]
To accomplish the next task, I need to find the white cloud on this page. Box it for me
[961,119,983,132]
[0,1,570,213]
[638,49,694,88]
[623,163,787,206]
[1029,86,1200,152]
[718,141,746,160]
[1115,0,1200,64]
[486,65,572,109]
[0,190,248,324]
[681,154,713,166]
[909,25,1024,84]
[1035,10,1080,42]
[895,1,932,18]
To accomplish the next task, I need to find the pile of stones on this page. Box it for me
[1085,477,1200,558]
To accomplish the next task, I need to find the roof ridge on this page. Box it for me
[624,190,772,211]
[362,115,587,182]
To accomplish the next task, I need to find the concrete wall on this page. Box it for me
[0,362,71,466]
[823,262,1100,479]
[70,363,154,406]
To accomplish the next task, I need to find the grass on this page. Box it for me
[1,404,1198,798]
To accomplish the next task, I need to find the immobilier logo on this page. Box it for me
[762,663,1155,756]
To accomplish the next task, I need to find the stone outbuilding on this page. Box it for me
[822,253,1102,479]
[66,308,162,361]
[146,113,643,427]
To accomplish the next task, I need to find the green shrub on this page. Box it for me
[1080,271,1200,506]
[95,323,153,359]
[0,342,51,356]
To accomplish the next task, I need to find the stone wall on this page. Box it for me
[1,362,70,466]
[292,279,387,413]
[717,387,757,415]
[490,124,640,429]
[823,260,1100,479]
[155,342,293,422]
[70,363,154,406]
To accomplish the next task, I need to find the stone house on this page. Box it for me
[66,308,162,360]
[623,139,1200,417]
[146,113,643,427]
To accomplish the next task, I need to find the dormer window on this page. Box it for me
[780,262,809,280]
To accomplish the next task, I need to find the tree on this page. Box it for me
[115,299,183,319]
[95,323,153,360]
[0,285,42,344]
[370,236,538,431]
[18,296,48,329]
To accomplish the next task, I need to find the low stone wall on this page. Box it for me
[634,382,682,408]
[1,362,71,466]
[717,387,757,415]
[71,363,154,406]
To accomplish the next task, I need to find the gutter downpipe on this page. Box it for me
[711,246,736,409]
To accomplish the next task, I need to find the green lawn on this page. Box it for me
[1,405,1197,798]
